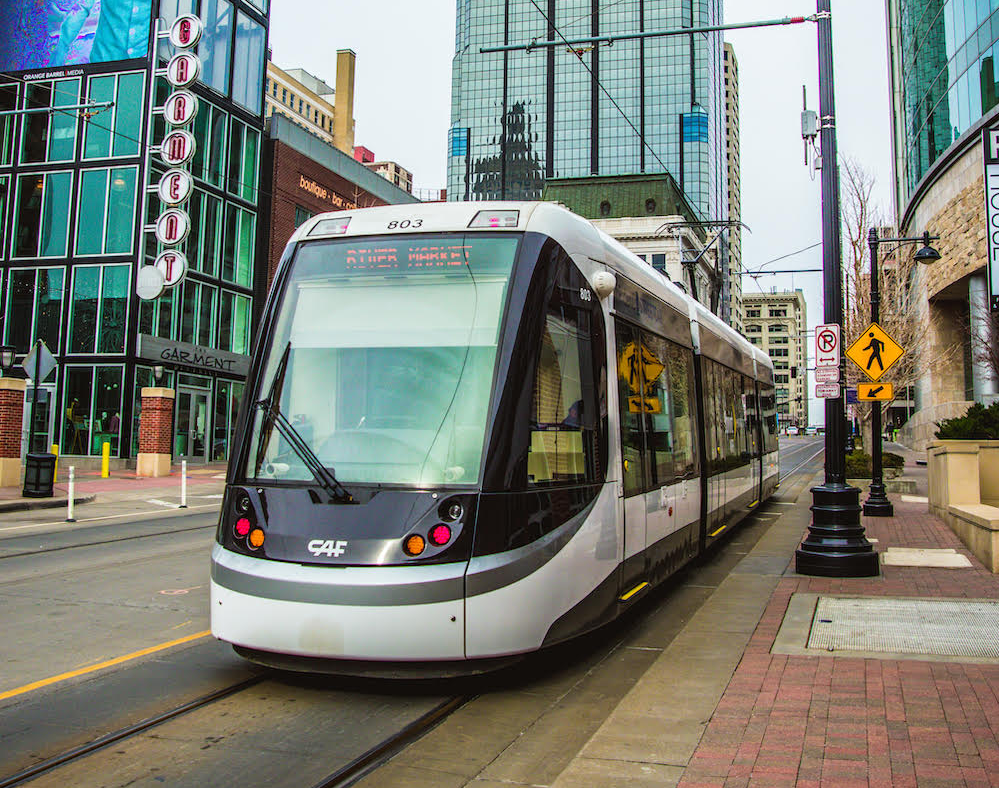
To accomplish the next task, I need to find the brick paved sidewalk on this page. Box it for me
[678,499,999,788]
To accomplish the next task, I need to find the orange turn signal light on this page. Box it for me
[404,534,426,556]
[248,528,266,549]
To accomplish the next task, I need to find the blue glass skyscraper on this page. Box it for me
[447,0,725,220]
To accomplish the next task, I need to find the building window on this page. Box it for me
[83,72,144,159]
[75,167,138,256]
[227,120,259,201]
[4,267,65,354]
[199,0,234,97]
[219,290,251,354]
[769,309,786,317]
[0,80,18,166]
[138,289,176,341]
[62,365,124,456]
[233,11,266,114]
[746,309,760,317]
[68,264,129,354]
[13,171,73,258]
[21,79,80,164]
[191,102,227,188]
[222,203,255,288]
[293,205,313,228]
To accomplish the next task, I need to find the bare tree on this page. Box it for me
[840,158,955,451]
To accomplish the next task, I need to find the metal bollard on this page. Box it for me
[180,459,188,509]
[51,444,59,481]
[66,466,76,523]
[101,441,110,479]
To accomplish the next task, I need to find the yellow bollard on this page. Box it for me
[51,444,59,480]
[101,442,110,478]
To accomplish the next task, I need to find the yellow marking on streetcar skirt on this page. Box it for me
[709,525,728,538]
[620,582,649,602]
[0,630,211,702]
[749,500,759,508]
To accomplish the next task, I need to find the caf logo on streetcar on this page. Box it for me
[307,539,349,558]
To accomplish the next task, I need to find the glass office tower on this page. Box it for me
[891,0,999,205]
[447,0,725,220]
[0,0,269,464]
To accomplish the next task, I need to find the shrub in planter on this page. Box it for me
[845,451,905,478]
[935,402,999,440]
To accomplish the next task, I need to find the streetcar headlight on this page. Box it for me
[235,493,251,514]
[404,534,426,556]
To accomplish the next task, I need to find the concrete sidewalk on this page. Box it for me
[549,465,999,787]
[0,461,227,513]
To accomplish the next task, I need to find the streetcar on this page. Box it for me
[210,201,779,674]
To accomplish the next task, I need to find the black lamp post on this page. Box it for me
[863,229,940,517]
[795,0,881,577]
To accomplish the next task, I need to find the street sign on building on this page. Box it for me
[846,322,904,382]
[858,382,894,401]
[983,126,999,311]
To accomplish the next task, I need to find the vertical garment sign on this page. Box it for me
[983,126,999,312]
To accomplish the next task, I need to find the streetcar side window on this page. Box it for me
[527,245,606,487]
[615,321,646,496]
[667,343,699,477]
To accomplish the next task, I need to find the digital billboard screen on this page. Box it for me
[0,0,153,73]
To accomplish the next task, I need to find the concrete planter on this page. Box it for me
[927,440,999,572]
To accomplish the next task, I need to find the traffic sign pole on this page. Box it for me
[29,340,40,455]
[795,0,879,578]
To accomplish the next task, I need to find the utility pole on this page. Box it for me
[795,0,879,577]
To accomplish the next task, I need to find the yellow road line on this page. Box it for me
[0,630,211,702]
[620,582,649,602]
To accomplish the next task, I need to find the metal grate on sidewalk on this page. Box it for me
[807,597,999,659]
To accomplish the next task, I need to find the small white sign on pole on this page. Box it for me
[814,366,839,383]
[815,323,841,368]
[816,383,841,399]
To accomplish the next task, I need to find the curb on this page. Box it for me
[0,494,97,514]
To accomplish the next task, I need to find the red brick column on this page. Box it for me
[0,378,26,487]
[136,387,174,477]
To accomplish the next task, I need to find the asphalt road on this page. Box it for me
[0,437,824,787]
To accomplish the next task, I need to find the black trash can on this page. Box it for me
[23,453,56,498]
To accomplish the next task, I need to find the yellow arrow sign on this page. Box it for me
[846,322,904,381]
[858,382,894,401]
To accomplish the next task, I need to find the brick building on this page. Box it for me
[259,114,419,288]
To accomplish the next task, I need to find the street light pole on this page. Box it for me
[864,228,893,516]
[795,0,879,577]
[863,229,940,515]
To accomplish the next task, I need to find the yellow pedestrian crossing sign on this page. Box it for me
[846,322,904,382]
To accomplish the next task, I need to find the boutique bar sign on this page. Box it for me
[136,15,204,301]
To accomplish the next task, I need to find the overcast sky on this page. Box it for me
[268,1,893,425]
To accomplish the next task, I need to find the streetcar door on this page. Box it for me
[616,323,647,589]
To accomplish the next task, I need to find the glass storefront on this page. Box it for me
[0,0,267,462]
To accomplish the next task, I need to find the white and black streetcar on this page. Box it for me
[210,201,779,674]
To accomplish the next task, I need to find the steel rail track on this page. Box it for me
[0,674,268,788]
[309,695,472,788]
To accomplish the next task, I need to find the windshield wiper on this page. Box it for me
[253,343,354,504]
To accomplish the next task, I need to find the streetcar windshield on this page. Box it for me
[245,233,520,486]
